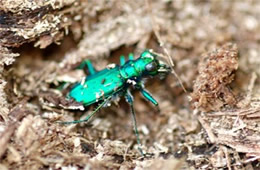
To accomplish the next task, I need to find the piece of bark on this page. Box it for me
[191,43,238,112]
[0,0,75,48]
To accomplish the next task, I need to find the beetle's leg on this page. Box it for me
[85,60,96,75]
[136,83,159,106]
[128,53,134,60]
[140,88,158,106]
[120,55,126,66]
[58,96,112,124]
[125,90,145,156]
[86,60,96,75]
[78,60,96,75]
[56,82,71,91]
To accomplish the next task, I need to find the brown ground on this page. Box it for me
[0,0,260,169]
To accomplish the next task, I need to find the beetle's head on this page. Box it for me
[135,50,170,76]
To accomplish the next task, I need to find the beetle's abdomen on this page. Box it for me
[69,66,124,106]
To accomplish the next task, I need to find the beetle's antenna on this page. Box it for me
[145,0,187,93]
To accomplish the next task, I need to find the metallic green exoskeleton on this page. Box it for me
[63,50,170,155]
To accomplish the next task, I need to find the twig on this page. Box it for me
[205,108,260,117]
[197,115,216,143]
[237,72,257,108]
[145,0,187,93]
[0,97,29,158]
[221,146,232,170]
[0,123,16,158]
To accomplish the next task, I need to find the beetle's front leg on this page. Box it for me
[136,83,159,106]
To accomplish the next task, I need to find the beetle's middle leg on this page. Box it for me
[125,90,145,156]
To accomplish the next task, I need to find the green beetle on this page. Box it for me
[62,50,170,155]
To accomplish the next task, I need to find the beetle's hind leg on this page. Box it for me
[78,60,96,75]
[125,90,146,156]
[56,60,96,91]
[57,96,112,124]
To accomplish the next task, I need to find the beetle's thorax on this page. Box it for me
[119,50,167,80]
[119,60,140,79]
[120,55,159,79]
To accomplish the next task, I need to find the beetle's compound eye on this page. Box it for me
[145,62,157,72]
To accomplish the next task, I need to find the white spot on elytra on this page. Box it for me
[80,77,86,86]
[106,63,116,69]
[96,92,100,102]
[104,83,112,87]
